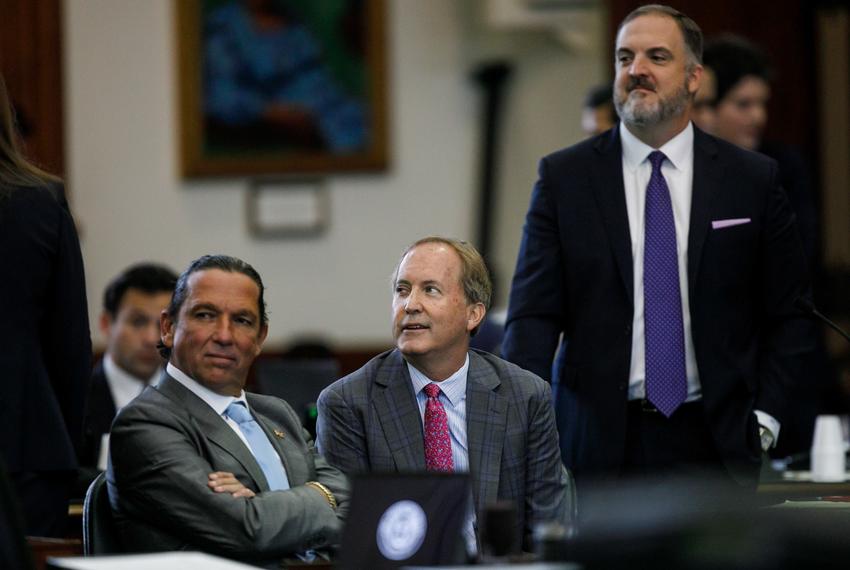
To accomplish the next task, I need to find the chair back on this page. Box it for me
[83,472,122,555]
[564,465,578,526]
[254,358,339,435]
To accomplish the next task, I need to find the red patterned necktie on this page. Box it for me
[423,383,454,471]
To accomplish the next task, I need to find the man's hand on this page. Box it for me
[208,471,255,498]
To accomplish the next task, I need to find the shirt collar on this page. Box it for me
[620,120,694,172]
[103,353,159,388]
[407,354,470,407]
[166,362,248,416]
[103,354,159,411]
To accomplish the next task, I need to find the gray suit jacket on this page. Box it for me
[107,373,349,565]
[316,349,570,550]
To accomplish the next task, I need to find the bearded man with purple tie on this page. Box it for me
[502,4,815,494]
[316,237,570,553]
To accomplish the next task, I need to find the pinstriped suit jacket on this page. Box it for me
[316,349,570,550]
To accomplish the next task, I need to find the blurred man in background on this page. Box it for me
[77,263,176,494]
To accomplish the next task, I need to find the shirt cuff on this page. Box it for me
[754,409,781,448]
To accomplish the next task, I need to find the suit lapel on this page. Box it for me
[591,129,634,304]
[373,351,426,471]
[156,375,270,491]
[466,352,507,513]
[687,129,721,295]
[92,363,118,421]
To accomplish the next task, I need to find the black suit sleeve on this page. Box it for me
[755,166,817,421]
[502,157,566,382]
[43,188,92,455]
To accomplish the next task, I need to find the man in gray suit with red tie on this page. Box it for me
[316,237,570,554]
[502,4,815,493]
[108,255,348,566]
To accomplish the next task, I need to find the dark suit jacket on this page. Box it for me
[0,183,91,474]
[502,126,815,486]
[76,361,118,496]
[315,349,570,551]
[107,373,350,565]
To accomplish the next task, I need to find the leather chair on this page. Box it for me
[82,472,122,555]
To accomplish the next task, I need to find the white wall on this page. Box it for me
[65,0,606,350]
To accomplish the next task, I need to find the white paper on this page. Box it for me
[48,552,259,569]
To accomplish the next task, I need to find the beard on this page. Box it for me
[614,75,691,127]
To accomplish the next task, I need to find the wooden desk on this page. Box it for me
[758,480,850,500]
[66,500,84,541]
[27,537,83,570]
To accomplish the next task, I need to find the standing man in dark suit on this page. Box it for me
[317,237,569,554]
[502,5,814,491]
[78,263,176,494]
[108,255,348,565]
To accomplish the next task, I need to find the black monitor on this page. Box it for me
[338,472,469,570]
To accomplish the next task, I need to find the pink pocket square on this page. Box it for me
[711,218,751,230]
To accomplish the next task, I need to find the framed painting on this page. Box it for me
[177,0,387,177]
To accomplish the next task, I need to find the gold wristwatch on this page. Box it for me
[306,481,337,509]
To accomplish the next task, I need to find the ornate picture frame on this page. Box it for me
[177,0,388,177]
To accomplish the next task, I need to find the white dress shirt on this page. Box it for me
[166,362,287,463]
[619,122,779,442]
[620,121,700,402]
[103,354,157,411]
[98,355,160,470]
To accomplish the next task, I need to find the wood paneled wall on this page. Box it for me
[0,0,64,177]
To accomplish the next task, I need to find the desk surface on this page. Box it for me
[48,552,257,570]
[758,480,850,500]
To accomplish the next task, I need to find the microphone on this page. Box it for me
[794,297,850,345]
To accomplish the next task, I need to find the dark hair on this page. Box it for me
[584,84,613,109]
[584,84,617,127]
[702,35,773,105]
[0,73,60,199]
[102,263,178,316]
[618,4,703,68]
[391,236,492,336]
[158,255,267,359]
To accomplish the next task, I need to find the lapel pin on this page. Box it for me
[273,429,285,439]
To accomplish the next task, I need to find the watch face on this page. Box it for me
[376,500,428,561]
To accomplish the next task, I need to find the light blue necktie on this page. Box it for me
[643,151,688,417]
[224,401,290,491]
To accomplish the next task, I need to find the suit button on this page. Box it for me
[624,324,632,336]
[618,383,627,391]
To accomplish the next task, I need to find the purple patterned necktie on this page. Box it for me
[643,150,688,417]
[423,383,454,471]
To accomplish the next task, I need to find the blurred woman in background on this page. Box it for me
[0,72,91,537]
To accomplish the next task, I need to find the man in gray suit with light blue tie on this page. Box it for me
[108,255,348,566]
[316,236,570,554]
